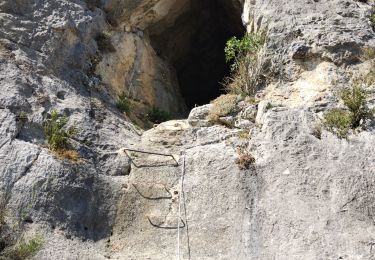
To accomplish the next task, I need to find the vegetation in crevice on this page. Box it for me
[323,84,375,138]
[207,94,238,127]
[147,107,172,124]
[2,236,44,260]
[223,31,267,96]
[116,94,131,114]
[43,110,80,162]
[235,148,256,170]
[0,196,43,260]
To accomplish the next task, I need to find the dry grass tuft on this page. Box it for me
[224,51,266,96]
[52,149,81,163]
[238,131,250,140]
[207,94,238,124]
[362,47,375,61]
[224,31,267,96]
[235,148,256,170]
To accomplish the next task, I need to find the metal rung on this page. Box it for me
[132,183,172,200]
[147,215,185,229]
[122,148,179,168]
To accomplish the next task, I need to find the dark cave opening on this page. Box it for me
[148,0,245,110]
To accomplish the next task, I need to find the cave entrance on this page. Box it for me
[148,0,245,111]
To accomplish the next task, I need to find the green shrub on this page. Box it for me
[225,32,266,70]
[370,11,375,27]
[5,236,43,260]
[323,108,352,138]
[147,107,171,124]
[43,110,77,151]
[340,85,373,128]
[116,95,131,113]
[224,31,267,96]
[323,85,375,138]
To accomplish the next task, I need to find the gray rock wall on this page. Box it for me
[0,0,374,259]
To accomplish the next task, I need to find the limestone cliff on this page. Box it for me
[0,0,374,259]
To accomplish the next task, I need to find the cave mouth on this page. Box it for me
[148,0,245,112]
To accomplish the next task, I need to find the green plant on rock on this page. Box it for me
[224,31,267,96]
[341,85,374,128]
[323,85,375,138]
[116,94,131,113]
[323,108,352,138]
[43,110,77,151]
[225,31,266,71]
[4,236,43,260]
[147,107,171,124]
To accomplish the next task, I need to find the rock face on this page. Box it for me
[0,0,374,259]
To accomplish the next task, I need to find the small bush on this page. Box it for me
[236,148,256,170]
[96,32,115,53]
[117,94,131,113]
[224,31,267,96]
[323,85,375,138]
[323,108,352,138]
[207,94,238,124]
[147,107,171,124]
[225,32,266,71]
[341,85,373,127]
[5,236,43,260]
[43,110,77,151]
